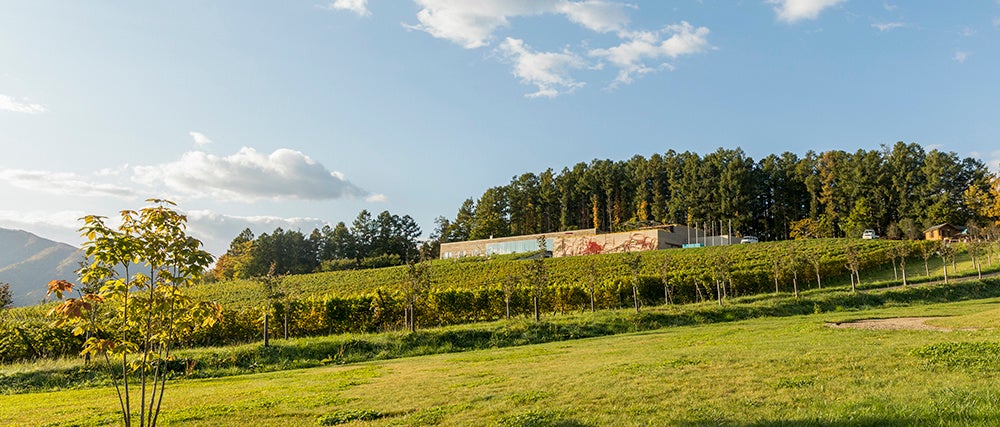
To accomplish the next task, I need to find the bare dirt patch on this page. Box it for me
[826,317,952,331]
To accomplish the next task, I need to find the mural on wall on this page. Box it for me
[555,232,659,257]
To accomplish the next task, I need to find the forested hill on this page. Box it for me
[0,228,80,306]
[435,142,1000,243]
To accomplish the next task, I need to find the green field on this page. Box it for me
[4,239,1000,426]
[5,283,1000,426]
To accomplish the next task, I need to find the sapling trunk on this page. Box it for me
[716,280,722,306]
[633,284,640,313]
[792,271,799,299]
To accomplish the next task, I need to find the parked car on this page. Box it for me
[862,229,878,239]
[740,236,759,244]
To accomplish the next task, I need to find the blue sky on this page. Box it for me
[1,0,998,256]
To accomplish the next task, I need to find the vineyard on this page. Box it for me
[178,238,982,345]
[3,238,998,364]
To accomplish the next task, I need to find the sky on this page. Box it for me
[1,0,999,257]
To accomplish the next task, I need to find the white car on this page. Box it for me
[740,236,758,244]
[862,229,878,239]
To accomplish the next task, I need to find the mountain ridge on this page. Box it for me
[0,228,81,307]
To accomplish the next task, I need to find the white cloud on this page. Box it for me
[558,1,632,33]
[95,164,130,177]
[767,0,846,23]
[329,0,371,17]
[132,147,372,202]
[872,22,904,32]
[590,22,711,86]
[408,0,631,49]
[397,1,710,96]
[882,1,896,11]
[0,169,139,198]
[953,50,971,63]
[993,17,1000,27]
[366,193,388,202]
[0,94,47,114]
[189,131,213,146]
[498,38,587,98]
[961,27,976,37]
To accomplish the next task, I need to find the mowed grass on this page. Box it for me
[5,297,1000,426]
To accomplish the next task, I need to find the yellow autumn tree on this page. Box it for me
[964,174,1000,225]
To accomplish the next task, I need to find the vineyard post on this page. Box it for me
[502,273,517,320]
[660,255,673,306]
[528,237,548,322]
[771,257,782,295]
[259,264,284,348]
[626,252,641,313]
[587,259,598,312]
[784,247,801,299]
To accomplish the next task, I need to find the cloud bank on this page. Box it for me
[408,0,631,49]
[1,145,381,203]
[0,94,47,114]
[498,38,586,98]
[590,22,711,86]
[326,0,711,97]
[0,169,139,198]
[133,147,373,202]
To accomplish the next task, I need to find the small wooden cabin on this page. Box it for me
[923,223,964,241]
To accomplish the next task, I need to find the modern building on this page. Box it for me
[439,224,730,259]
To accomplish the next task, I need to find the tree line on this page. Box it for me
[212,209,422,279]
[433,142,999,246]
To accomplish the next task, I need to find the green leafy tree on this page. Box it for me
[526,237,548,322]
[807,254,824,289]
[917,240,936,277]
[0,282,12,314]
[257,264,285,347]
[968,240,985,279]
[47,199,220,427]
[898,218,921,240]
[587,259,599,311]
[937,241,956,284]
[710,253,732,305]
[893,242,912,286]
[784,247,802,298]
[502,272,519,319]
[660,254,674,305]
[403,250,431,332]
[844,243,861,292]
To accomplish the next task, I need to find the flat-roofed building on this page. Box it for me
[439,224,724,259]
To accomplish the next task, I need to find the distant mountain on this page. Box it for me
[0,228,82,307]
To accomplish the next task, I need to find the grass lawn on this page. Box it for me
[5,296,1000,426]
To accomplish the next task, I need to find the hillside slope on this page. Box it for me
[0,228,81,306]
